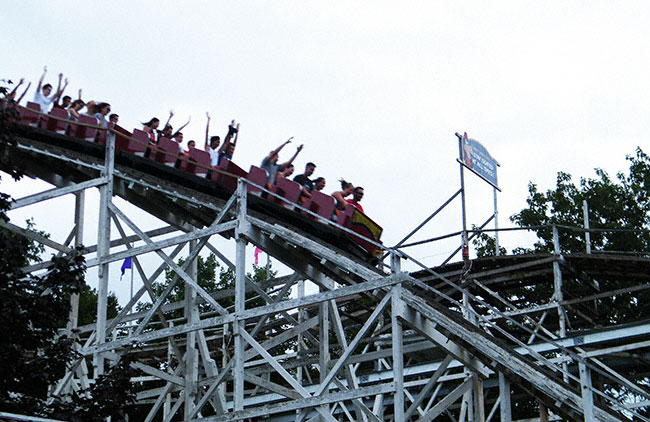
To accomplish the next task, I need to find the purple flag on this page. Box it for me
[120,257,132,280]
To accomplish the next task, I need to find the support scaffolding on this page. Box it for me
[3,126,650,421]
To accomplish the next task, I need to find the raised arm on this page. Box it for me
[280,144,303,168]
[268,137,293,160]
[53,73,63,100]
[231,123,239,148]
[174,116,191,135]
[6,78,24,100]
[16,82,31,104]
[36,66,47,91]
[204,112,211,149]
[229,123,240,157]
[163,110,174,130]
[55,77,68,101]
[77,88,82,100]
[218,120,237,154]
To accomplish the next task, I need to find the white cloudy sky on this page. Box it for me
[2,2,649,304]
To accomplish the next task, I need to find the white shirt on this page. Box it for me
[33,90,55,114]
[208,148,219,166]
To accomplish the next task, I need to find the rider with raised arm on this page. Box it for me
[260,138,303,185]
[217,120,239,166]
[204,112,221,167]
[33,66,64,114]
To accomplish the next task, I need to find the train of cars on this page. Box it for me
[11,101,383,258]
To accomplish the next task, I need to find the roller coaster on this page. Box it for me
[2,102,650,421]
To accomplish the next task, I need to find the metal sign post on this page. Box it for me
[494,187,500,256]
[455,132,501,258]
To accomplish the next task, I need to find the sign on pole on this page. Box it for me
[458,132,500,190]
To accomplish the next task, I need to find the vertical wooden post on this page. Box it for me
[319,291,330,421]
[234,179,247,411]
[498,373,512,422]
[552,225,568,381]
[391,253,404,422]
[95,130,115,376]
[579,362,595,422]
[184,237,199,417]
[68,191,84,332]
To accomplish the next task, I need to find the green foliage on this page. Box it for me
[0,79,24,181]
[0,192,137,421]
[0,242,86,404]
[471,224,507,258]
[473,148,650,258]
[77,285,121,326]
[510,148,650,254]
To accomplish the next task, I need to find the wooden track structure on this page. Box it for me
[3,124,650,421]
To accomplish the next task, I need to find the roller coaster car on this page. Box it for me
[302,191,336,221]
[20,102,42,127]
[177,146,209,175]
[245,165,268,197]
[45,107,70,135]
[211,159,248,193]
[270,178,301,210]
[151,137,182,167]
[115,126,147,156]
[71,115,99,142]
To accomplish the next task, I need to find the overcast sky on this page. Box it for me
[2,1,649,304]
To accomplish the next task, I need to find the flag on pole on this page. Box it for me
[254,247,262,265]
[120,257,132,280]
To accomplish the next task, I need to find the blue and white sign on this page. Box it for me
[459,132,500,190]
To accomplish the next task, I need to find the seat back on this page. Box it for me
[71,115,98,141]
[218,160,248,193]
[150,137,179,166]
[20,102,41,126]
[126,128,149,156]
[209,158,228,180]
[45,107,69,134]
[95,125,107,144]
[188,148,210,175]
[302,191,336,221]
[106,125,131,152]
[270,178,301,210]
[178,146,200,173]
[246,166,268,196]
[338,203,356,228]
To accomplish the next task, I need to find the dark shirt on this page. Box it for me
[218,152,232,166]
[293,174,314,192]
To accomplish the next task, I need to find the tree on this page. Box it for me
[474,148,650,258]
[0,80,138,421]
[77,286,121,326]
[509,147,650,255]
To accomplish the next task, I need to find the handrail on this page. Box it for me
[395,223,650,250]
